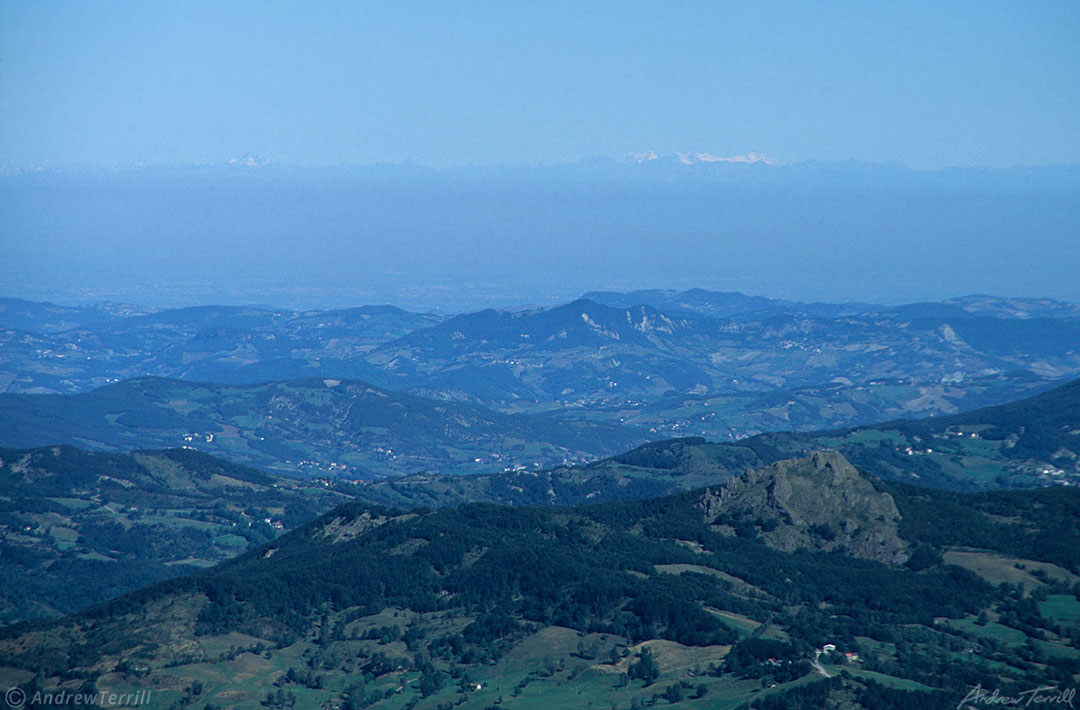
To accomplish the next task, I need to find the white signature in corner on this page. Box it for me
[959,684,1076,708]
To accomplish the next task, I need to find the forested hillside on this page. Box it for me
[0,377,646,477]
[2,453,1077,709]
[0,446,355,623]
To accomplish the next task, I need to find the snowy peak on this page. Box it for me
[676,151,777,165]
[627,151,777,166]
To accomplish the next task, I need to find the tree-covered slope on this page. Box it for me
[0,377,648,477]
[0,299,442,394]
[366,297,1080,416]
[4,375,1074,629]
[2,453,1077,709]
[349,375,1080,509]
[5,294,1078,447]
[755,374,1080,490]
[0,445,358,624]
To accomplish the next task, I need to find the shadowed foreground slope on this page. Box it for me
[2,453,1078,709]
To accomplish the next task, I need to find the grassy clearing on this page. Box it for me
[840,667,938,691]
[705,608,762,637]
[140,514,220,531]
[164,557,218,568]
[1036,639,1080,660]
[627,639,731,675]
[949,617,1028,646]
[840,430,910,447]
[943,549,1079,591]
[654,563,766,598]
[212,534,250,548]
[946,621,1080,661]
[467,659,789,710]
[1040,595,1080,625]
[48,526,78,544]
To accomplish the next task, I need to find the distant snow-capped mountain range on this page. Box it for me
[628,150,778,165]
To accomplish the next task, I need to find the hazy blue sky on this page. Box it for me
[2,0,1078,169]
[2,1,1079,310]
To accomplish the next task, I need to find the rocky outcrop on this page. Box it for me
[697,451,908,565]
[319,511,416,543]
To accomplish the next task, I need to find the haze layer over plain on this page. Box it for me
[2,162,1079,311]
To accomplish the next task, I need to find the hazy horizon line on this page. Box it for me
[5,154,1080,176]
[3,287,1077,316]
